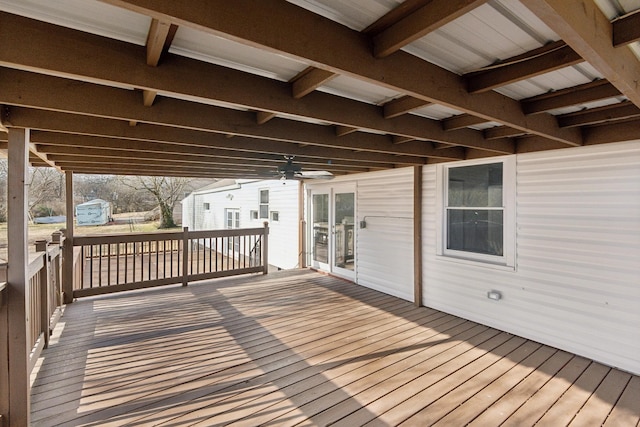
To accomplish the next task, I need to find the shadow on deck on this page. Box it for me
[30,270,639,426]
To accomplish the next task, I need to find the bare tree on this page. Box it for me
[124,176,191,228]
[27,167,65,220]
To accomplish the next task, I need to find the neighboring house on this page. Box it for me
[183,179,302,270]
[307,140,640,376]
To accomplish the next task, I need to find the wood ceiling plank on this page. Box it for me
[466,43,583,94]
[36,133,382,169]
[146,18,172,66]
[88,2,583,145]
[9,108,433,164]
[383,96,429,119]
[372,0,489,58]
[33,133,376,172]
[0,16,493,150]
[28,145,57,168]
[0,69,466,159]
[393,135,415,144]
[142,90,157,107]
[522,0,640,108]
[442,114,488,131]
[484,126,528,140]
[516,135,570,153]
[521,80,621,114]
[612,9,640,47]
[582,118,640,145]
[61,166,259,178]
[335,126,358,137]
[256,111,276,125]
[557,101,640,128]
[291,67,337,99]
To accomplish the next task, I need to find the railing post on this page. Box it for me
[182,227,189,286]
[262,222,269,275]
[35,241,50,349]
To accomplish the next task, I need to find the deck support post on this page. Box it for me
[413,165,423,307]
[262,222,269,274]
[63,171,74,304]
[6,127,31,427]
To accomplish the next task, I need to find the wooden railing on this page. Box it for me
[0,234,64,425]
[72,225,269,298]
[27,240,64,373]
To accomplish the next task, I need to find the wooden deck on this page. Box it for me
[30,269,639,426]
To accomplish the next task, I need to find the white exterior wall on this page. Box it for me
[183,180,301,270]
[356,169,414,301]
[181,194,195,230]
[307,168,414,301]
[422,141,640,374]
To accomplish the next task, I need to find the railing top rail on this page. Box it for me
[74,231,184,245]
[74,227,268,246]
[27,253,45,280]
[187,227,266,239]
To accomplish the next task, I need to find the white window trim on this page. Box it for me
[436,156,516,270]
[259,189,269,219]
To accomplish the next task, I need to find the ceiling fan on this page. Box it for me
[275,156,334,180]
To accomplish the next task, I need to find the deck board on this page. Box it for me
[30,269,640,426]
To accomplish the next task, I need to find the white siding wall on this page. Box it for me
[356,168,414,301]
[186,180,301,270]
[181,194,194,229]
[307,168,414,301]
[422,141,640,374]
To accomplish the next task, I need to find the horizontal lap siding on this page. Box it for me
[189,180,300,270]
[356,169,414,301]
[423,141,640,374]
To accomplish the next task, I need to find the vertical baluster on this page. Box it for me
[107,243,111,287]
[89,245,94,288]
[124,242,128,284]
[214,237,218,272]
[80,245,85,289]
[116,242,120,285]
[133,241,137,283]
[170,239,174,277]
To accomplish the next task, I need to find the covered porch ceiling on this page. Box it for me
[0,0,639,179]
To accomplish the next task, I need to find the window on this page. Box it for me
[259,189,269,219]
[203,202,210,210]
[226,208,240,252]
[250,210,258,220]
[440,158,514,267]
[270,211,279,222]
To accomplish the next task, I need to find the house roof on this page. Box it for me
[0,0,639,179]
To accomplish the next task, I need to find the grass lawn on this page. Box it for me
[0,213,182,262]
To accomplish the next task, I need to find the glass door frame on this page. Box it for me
[308,184,356,281]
